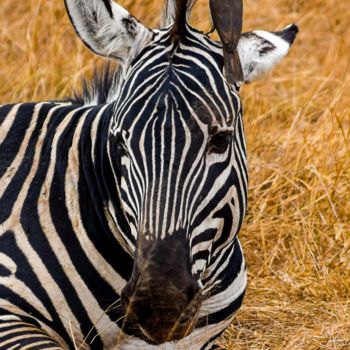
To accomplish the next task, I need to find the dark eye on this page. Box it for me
[208,132,232,154]
[118,143,128,157]
[115,132,129,156]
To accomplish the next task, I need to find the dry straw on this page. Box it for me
[0,0,349,349]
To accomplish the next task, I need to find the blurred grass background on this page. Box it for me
[0,0,349,349]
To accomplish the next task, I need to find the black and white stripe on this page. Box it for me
[0,0,298,348]
[0,28,246,350]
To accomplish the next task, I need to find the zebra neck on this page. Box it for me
[76,103,135,257]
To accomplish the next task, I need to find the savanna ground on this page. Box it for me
[0,0,349,349]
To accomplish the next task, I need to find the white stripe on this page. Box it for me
[0,104,44,198]
[200,253,246,316]
[0,104,21,146]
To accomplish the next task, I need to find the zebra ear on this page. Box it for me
[65,0,153,67]
[237,24,298,83]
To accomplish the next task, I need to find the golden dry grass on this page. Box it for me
[0,0,349,349]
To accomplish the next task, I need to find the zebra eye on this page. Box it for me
[208,132,232,154]
[118,143,128,157]
[115,132,129,156]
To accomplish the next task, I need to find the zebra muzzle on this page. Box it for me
[121,234,202,344]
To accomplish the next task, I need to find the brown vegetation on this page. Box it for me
[0,0,349,349]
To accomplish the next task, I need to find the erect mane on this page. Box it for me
[67,0,199,106]
[67,62,122,106]
[168,0,197,40]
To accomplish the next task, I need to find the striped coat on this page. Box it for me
[0,0,297,348]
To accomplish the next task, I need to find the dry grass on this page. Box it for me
[1,0,349,349]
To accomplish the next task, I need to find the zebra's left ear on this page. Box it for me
[65,0,153,67]
[237,24,298,84]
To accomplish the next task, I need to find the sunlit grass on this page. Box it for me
[0,0,349,349]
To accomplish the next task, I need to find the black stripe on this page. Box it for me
[0,103,35,178]
[0,104,14,128]
[102,0,113,18]
[0,230,72,347]
[0,103,53,223]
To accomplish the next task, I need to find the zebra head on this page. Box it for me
[65,0,297,344]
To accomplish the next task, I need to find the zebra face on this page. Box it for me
[65,0,298,344]
[113,24,297,343]
[113,28,245,343]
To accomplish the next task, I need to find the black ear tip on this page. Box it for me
[277,23,299,45]
[288,23,299,34]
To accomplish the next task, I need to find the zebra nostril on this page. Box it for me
[121,295,129,311]
[121,285,133,314]
[186,285,197,302]
[186,281,201,302]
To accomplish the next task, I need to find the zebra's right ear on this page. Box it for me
[237,24,298,84]
[65,0,153,67]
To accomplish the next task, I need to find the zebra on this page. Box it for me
[0,0,297,349]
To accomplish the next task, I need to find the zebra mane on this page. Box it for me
[167,0,196,39]
[67,0,199,106]
[67,62,122,106]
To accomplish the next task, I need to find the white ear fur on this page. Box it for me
[237,24,298,83]
[65,0,152,67]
